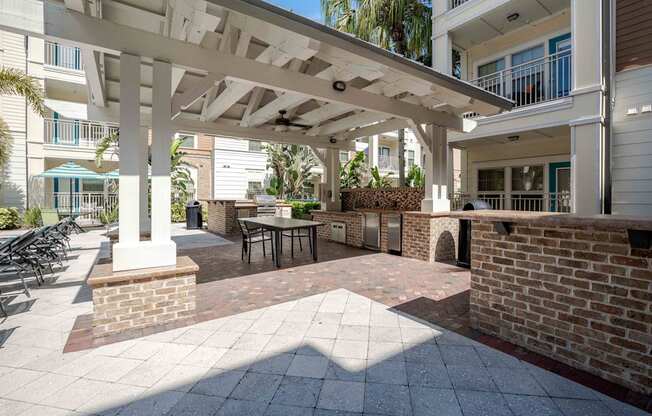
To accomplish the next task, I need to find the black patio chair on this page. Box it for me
[281,228,312,258]
[238,220,274,264]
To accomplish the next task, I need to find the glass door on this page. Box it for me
[549,162,571,212]
[549,34,572,99]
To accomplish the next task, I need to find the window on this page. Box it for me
[511,45,544,66]
[379,146,391,157]
[511,166,544,192]
[406,150,415,167]
[452,49,462,79]
[478,58,505,78]
[82,179,104,193]
[246,181,263,199]
[478,168,505,192]
[340,151,349,163]
[177,133,196,148]
[248,140,262,152]
[511,45,545,106]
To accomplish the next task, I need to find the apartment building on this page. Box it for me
[435,0,652,216]
[0,29,214,219]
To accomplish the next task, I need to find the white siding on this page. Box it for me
[0,30,28,208]
[612,67,652,215]
[213,137,268,199]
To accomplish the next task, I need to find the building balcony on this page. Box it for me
[450,0,471,9]
[451,191,571,213]
[44,42,83,71]
[47,192,118,221]
[44,118,118,149]
[378,155,399,171]
[467,50,572,115]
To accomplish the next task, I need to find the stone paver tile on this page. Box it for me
[118,390,185,416]
[117,361,176,387]
[5,372,78,403]
[406,361,452,389]
[286,355,329,379]
[271,376,323,408]
[318,380,364,413]
[265,404,315,416]
[74,379,146,415]
[527,366,600,400]
[325,358,366,382]
[232,333,273,352]
[488,367,547,396]
[340,313,370,326]
[364,382,412,416]
[84,356,143,382]
[250,352,294,375]
[173,329,215,345]
[552,398,616,416]
[263,335,303,354]
[213,349,259,371]
[306,323,340,339]
[397,315,432,329]
[248,319,284,335]
[456,390,513,416]
[144,327,190,343]
[314,312,344,325]
[230,372,283,402]
[434,330,480,347]
[16,405,72,416]
[260,310,290,322]
[447,365,498,393]
[369,326,402,343]
[53,353,106,377]
[370,312,400,328]
[403,343,444,366]
[147,343,198,365]
[601,397,650,416]
[237,309,266,320]
[314,410,361,416]
[22,350,88,373]
[180,346,229,368]
[0,399,33,416]
[285,310,317,323]
[504,394,563,416]
[0,345,52,368]
[336,325,369,342]
[296,338,335,357]
[90,339,137,357]
[367,342,404,364]
[216,398,268,416]
[276,321,311,337]
[39,378,111,410]
[192,317,230,332]
[332,340,368,360]
[164,393,225,416]
[191,368,246,397]
[0,368,45,397]
[119,341,166,360]
[318,302,347,314]
[400,327,437,344]
[366,359,407,385]
[475,347,523,369]
[219,319,256,333]
[149,364,210,394]
[410,386,461,416]
[439,345,483,367]
[203,332,243,349]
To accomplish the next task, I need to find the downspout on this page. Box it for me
[602,0,613,214]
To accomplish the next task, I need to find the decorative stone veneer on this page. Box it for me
[455,212,652,394]
[88,257,198,338]
[341,187,424,211]
[311,211,364,247]
[402,212,459,262]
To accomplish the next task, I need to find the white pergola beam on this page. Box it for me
[408,119,432,156]
[172,72,224,118]
[339,118,409,141]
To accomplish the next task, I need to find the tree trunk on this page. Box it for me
[398,128,405,186]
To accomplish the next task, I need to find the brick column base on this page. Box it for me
[402,212,458,262]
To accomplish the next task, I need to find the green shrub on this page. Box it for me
[171,202,186,223]
[290,201,321,219]
[0,207,21,229]
[22,207,42,228]
[99,206,118,225]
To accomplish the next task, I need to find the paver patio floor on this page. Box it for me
[0,229,648,415]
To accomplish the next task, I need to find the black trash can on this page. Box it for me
[457,200,491,268]
[185,200,203,229]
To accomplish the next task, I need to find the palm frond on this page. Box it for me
[0,68,45,116]
[95,130,119,167]
[0,117,11,170]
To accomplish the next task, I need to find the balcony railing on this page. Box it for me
[45,42,83,71]
[451,192,572,213]
[450,0,470,9]
[44,118,118,149]
[378,155,399,171]
[47,192,118,221]
[469,50,572,111]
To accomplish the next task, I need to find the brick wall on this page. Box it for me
[341,187,424,211]
[469,220,652,394]
[402,213,458,262]
[311,211,363,247]
[206,200,238,235]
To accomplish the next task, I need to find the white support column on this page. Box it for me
[421,125,450,212]
[321,148,341,211]
[368,135,379,168]
[571,120,603,215]
[138,127,150,232]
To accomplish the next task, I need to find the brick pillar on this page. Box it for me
[207,200,237,235]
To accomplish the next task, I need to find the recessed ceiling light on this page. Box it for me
[507,12,520,22]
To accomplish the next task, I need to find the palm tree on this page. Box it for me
[264,144,317,199]
[0,68,45,169]
[322,0,432,185]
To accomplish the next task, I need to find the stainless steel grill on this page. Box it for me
[253,195,277,217]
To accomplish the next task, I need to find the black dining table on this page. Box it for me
[241,217,324,268]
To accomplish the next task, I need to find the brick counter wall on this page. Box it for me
[402,213,458,262]
[311,211,364,247]
[469,220,652,394]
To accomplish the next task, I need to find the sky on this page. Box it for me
[266,0,323,22]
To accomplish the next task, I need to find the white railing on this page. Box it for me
[451,192,572,213]
[44,42,83,71]
[469,50,572,110]
[44,118,118,149]
[378,155,399,171]
[48,192,118,221]
[450,0,470,9]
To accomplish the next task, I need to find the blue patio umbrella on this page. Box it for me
[37,162,104,217]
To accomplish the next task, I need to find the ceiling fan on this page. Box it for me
[274,110,311,129]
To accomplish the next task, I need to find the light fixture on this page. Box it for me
[332,80,347,92]
[507,12,520,22]
[329,137,337,144]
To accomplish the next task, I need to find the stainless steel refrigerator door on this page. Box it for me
[363,212,380,249]
[386,213,401,253]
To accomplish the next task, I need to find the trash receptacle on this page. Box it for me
[457,200,492,268]
[185,201,203,229]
